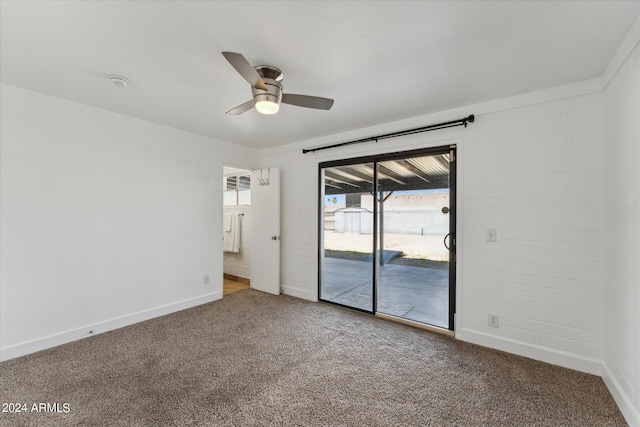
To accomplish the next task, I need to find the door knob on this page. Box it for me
[441,207,450,214]
[271,236,281,240]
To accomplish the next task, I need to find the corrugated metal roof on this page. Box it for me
[323,154,450,194]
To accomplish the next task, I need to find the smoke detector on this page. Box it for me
[109,75,130,88]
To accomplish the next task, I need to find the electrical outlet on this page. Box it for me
[488,313,500,328]
[203,274,210,285]
[486,228,497,242]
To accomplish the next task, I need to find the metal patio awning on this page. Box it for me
[323,153,450,195]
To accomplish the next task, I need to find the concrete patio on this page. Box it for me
[320,257,449,328]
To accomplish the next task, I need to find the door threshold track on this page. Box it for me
[375,312,454,337]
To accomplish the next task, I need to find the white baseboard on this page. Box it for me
[0,292,222,361]
[281,285,317,302]
[456,328,603,376]
[603,363,640,427]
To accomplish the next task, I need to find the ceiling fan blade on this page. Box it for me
[222,52,268,90]
[282,94,334,110]
[226,100,255,115]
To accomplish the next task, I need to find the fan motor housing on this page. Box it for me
[252,78,283,105]
[252,66,284,105]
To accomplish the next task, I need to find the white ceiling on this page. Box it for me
[1,1,638,149]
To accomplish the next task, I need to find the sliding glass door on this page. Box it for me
[319,163,375,312]
[319,146,456,330]
[375,154,452,328]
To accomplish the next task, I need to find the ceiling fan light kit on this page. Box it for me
[222,51,334,115]
[255,100,279,115]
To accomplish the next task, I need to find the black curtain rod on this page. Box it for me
[302,114,474,154]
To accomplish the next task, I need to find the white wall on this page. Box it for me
[0,83,257,360]
[223,205,252,279]
[603,41,640,425]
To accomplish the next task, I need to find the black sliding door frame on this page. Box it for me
[318,145,457,330]
[448,147,457,330]
[372,161,379,314]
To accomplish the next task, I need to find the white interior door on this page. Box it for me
[250,167,280,295]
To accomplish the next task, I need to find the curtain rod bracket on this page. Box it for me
[463,114,475,128]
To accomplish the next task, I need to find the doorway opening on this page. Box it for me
[318,145,456,331]
[223,166,252,296]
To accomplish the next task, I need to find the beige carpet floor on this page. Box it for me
[0,290,626,426]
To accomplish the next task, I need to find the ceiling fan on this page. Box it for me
[222,51,334,115]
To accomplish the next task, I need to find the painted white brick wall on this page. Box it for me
[603,42,640,424]
[461,95,605,362]
[259,87,607,372]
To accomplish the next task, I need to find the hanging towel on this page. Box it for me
[223,213,232,232]
[223,213,241,253]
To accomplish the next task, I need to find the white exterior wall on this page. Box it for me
[361,193,450,236]
[603,40,640,425]
[0,83,258,360]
